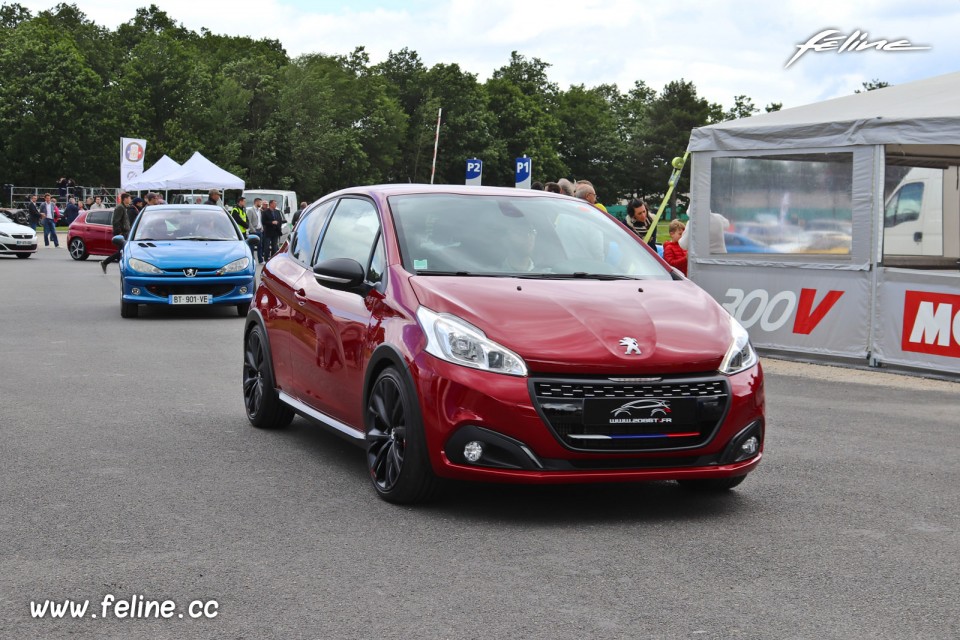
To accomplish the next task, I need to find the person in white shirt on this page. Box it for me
[679,211,728,255]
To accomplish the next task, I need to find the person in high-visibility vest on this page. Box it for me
[231,196,249,235]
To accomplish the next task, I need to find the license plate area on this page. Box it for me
[16,239,32,245]
[583,397,698,434]
[170,294,210,304]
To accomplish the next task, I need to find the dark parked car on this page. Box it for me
[243,185,765,503]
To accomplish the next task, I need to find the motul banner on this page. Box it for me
[120,137,147,187]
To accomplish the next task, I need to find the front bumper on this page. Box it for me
[411,354,765,483]
[121,273,255,305]
[0,239,38,254]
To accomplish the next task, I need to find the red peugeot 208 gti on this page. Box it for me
[243,185,764,503]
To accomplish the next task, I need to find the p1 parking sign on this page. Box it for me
[515,156,532,189]
[466,158,482,186]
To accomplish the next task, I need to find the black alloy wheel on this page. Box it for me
[366,368,438,504]
[243,325,293,428]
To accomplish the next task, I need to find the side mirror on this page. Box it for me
[313,258,365,290]
[246,235,260,247]
[284,205,291,214]
[112,235,127,248]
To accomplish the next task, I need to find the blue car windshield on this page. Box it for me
[133,208,239,241]
[389,193,671,279]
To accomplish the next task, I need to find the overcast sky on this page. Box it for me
[20,0,959,111]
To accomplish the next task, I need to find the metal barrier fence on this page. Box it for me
[4,185,119,209]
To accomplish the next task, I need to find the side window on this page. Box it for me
[315,198,380,266]
[885,183,923,227]
[88,210,110,225]
[367,234,385,284]
[290,201,334,263]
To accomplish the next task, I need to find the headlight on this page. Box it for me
[217,257,250,274]
[0,231,9,238]
[128,258,163,274]
[719,315,759,375]
[416,307,528,376]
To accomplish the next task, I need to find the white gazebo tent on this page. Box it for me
[122,154,181,191]
[155,152,245,190]
[685,71,960,377]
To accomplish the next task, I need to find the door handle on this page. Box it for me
[294,288,306,306]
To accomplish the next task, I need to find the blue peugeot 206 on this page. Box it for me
[112,204,258,318]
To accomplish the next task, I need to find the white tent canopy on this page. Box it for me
[122,154,181,191]
[689,71,960,151]
[154,151,245,190]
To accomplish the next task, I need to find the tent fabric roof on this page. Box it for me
[121,154,181,190]
[156,152,245,190]
[689,71,960,151]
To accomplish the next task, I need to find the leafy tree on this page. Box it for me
[556,84,622,201]
[725,94,758,121]
[855,79,890,93]
[484,52,565,186]
[765,102,783,113]
[0,2,31,29]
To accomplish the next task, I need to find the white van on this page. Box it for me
[883,166,959,256]
[242,189,299,238]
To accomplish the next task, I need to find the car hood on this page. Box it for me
[409,276,733,375]
[126,241,250,269]
[0,220,35,235]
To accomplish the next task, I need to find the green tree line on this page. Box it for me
[0,3,781,203]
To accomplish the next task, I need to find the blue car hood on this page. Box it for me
[127,240,250,269]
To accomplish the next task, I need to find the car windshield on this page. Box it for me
[389,193,671,279]
[0,212,11,224]
[133,208,239,241]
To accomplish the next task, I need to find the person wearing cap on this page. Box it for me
[205,188,224,210]
[129,196,146,226]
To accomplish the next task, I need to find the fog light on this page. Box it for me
[131,287,141,295]
[740,436,759,457]
[239,286,248,294]
[463,441,484,463]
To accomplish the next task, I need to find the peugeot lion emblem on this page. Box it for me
[619,337,642,355]
[184,268,198,277]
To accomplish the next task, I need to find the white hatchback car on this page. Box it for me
[0,210,37,258]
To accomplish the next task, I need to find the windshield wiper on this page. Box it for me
[416,270,487,276]
[177,236,229,241]
[517,272,641,280]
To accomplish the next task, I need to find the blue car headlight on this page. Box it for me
[129,258,163,274]
[217,257,250,275]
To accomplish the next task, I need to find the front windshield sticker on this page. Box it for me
[414,259,429,270]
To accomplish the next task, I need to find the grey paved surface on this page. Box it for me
[1,246,958,639]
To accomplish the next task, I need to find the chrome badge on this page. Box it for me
[619,337,642,355]
[184,268,198,277]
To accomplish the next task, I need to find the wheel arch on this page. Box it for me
[244,308,280,390]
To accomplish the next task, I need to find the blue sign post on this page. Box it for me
[515,156,532,189]
[465,158,483,186]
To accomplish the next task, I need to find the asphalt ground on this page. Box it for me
[1,241,958,640]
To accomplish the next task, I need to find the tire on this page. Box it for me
[68,237,89,260]
[243,324,294,429]
[16,252,31,259]
[120,301,139,318]
[365,367,439,504]
[237,302,251,317]
[677,475,747,492]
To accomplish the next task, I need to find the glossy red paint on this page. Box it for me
[250,184,765,497]
[66,210,116,257]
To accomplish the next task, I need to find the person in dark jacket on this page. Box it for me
[100,193,132,273]
[63,197,80,226]
[261,199,282,261]
[26,194,42,230]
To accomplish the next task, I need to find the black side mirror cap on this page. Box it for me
[313,258,365,290]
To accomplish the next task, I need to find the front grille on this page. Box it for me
[12,234,33,239]
[531,375,730,452]
[145,284,235,298]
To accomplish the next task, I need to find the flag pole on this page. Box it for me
[429,108,442,184]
